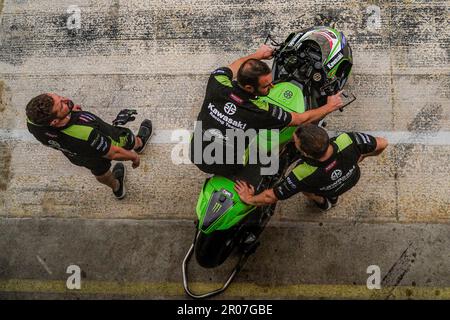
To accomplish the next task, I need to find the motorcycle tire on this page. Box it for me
[195,229,239,268]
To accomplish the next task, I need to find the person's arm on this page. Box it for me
[358,137,388,162]
[104,145,140,168]
[228,45,274,78]
[86,129,140,169]
[234,180,279,206]
[288,92,344,126]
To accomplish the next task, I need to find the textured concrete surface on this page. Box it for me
[0,0,449,299]
[0,218,449,299]
[0,0,448,223]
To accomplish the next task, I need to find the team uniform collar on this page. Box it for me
[231,81,257,101]
[302,143,338,167]
[58,111,81,130]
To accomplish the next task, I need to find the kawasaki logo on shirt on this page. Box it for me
[320,166,356,192]
[207,103,247,130]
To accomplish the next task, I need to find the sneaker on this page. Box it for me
[328,196,339,207]
[134,119,153,154]
[313,197,332,211]
[112,163,126,199]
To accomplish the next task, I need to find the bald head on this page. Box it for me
[237,59,271,91]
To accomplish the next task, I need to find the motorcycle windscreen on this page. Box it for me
[297,27,342,63]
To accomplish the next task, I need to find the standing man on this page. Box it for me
[190,44,344,176]
[26,93,152,199]
[235,124,388,211]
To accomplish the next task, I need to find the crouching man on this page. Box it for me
[235,124,388,211]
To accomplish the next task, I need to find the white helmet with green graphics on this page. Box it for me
[272,26,353,97]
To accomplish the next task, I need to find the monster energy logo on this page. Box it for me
[212,203,222,213]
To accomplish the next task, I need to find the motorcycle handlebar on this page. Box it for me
[339,91,356,112]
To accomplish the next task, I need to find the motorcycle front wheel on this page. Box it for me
[195,229,239,268]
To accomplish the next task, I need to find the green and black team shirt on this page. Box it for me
[274,132,378,200]
[190,67,292,164]
[27,111,134,161]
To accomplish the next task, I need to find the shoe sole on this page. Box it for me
[136,122,153,154]
[114,164,126,200]
[329,197,339,207]
[313,197,332,211]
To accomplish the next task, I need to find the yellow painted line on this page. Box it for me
[0,279,449,299]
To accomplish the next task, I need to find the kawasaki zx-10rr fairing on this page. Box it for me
[183,26,353,299]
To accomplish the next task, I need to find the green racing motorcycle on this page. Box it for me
[182,26,355,299]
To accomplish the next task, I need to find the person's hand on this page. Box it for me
[132,155,140,169]
[72,105,82,111]
[254,44,274,60]
[326,91,344,111]
[234,180,255,204]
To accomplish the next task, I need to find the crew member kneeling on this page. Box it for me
[235,124,388,211]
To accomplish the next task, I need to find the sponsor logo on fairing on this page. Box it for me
[283,90,293,99]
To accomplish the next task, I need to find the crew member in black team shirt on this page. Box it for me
[235,124,388,211]
[190,44,345,176]
[26,93,152,199]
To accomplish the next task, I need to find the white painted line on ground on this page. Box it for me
[1,129,450,145]
[341,131,450,146]
[36,255,53,275]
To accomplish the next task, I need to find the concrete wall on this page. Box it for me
[0,0,449,223]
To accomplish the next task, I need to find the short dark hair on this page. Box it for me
[294,124,330,159]
[26,94,55,125]
[237,59,271,89]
